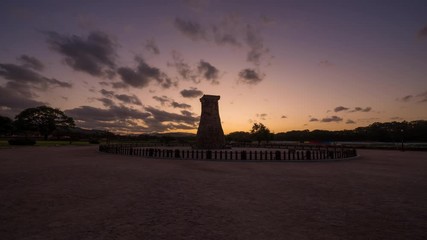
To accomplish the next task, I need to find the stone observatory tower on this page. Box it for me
[196,95,225,149]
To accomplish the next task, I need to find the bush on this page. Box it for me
[8,138,36,146]
[88,139,100,144]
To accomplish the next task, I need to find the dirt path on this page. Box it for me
[1,147,426,240]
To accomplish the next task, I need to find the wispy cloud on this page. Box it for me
[152,95,171,106]
[169,51,198,83]
[396,95,413,102]
[169,51,221,84]
[145,106,199,127]
[17,55,44,71]
[145,39,160,55]
[318,60,334,67]
[65,105,150,123]
[0,63,71,90]
[180,87,203,98]
[97,97,115,107]
[65,104,199,133]
[238,68,265,85]
[320,116,343,123]
[197,60,220,84]
[349,107,372,112]
[334,106,349,112]
[44,31,117,78]
[397,91,427,103]
[173,16,271,67]
[260,15,275,25]
[0,85,45,117]
[152,95,192,109]
[117,57,175,89]
[416,91,427,102]
[346,119,356,124]
[171,101,191,109]
[417,25,427,39]
[174,18,207,41]
[256,113,267,120]
[245,24,269,66]
[98,89,142,106]
[211,13,242,47]
[114,94,142,106]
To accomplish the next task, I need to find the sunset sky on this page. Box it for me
[1,0,426,134]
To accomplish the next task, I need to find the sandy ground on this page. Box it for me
[0,147,426,240]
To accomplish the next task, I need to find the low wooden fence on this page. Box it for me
[99,144,357,161]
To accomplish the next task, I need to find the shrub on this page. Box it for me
[88,139,100,144]
[8,138,36,146]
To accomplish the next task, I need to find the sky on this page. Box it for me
[0,0,426,134]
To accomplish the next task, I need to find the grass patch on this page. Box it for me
[0,140,102,148]
[35,141,93,147]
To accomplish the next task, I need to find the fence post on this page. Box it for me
[275,150,281,160]
[328,150,334,159]
[306,150,311,160]
[241,151,247,160]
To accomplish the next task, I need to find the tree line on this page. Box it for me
[227,121,427,143]
[2,106,426,143]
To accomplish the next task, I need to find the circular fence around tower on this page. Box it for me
[99,144,357,161]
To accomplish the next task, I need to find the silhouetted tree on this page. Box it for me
[0,115,13,136]
[250,122,272,144]
[226,131,252,143]
[14,106,75,140]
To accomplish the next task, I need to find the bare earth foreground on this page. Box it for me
[1,147,426,240]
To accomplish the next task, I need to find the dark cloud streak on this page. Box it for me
[238,68,264,85]
[197,60,219,84]
[0,63,72,93]
[17,55,44,71]
[245,24,269,66]
[180,88,203,98]
[174,18,207,41]
[115,94,142,105]
[417,25,427,39]
[169,51,198,83]
[152,95,192,109]
[321,116,343,123]
[334,106,349,112]
[0,86,45,117]
[44,31,117,78]
[145,39,160,55]
[118,57,174,89]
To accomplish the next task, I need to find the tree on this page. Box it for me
[0,115,13,136]
[14,106,75,140]
[250,122,272,144]
[226,131,252,143]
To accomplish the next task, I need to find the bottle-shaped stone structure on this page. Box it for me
[196,95,225,149]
